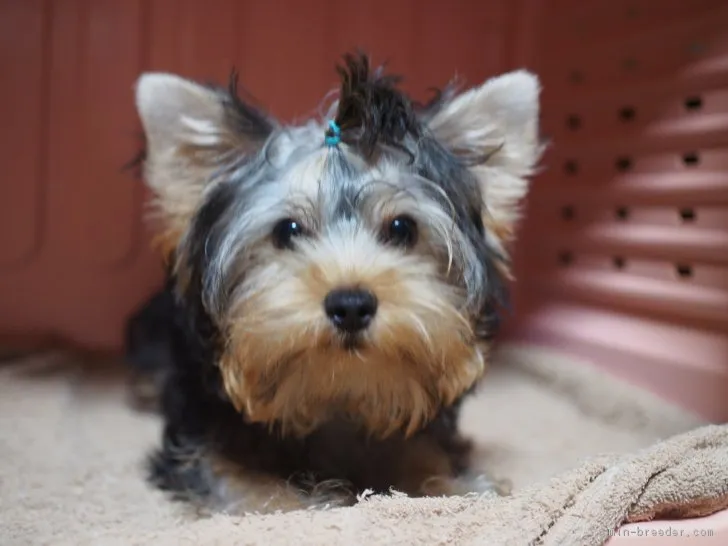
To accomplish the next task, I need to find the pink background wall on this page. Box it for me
[0,0,532,350]
[1,0,726,420]
[510,0,728,421]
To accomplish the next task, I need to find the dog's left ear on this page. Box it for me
[134,72,273,247]
[426,70,543,241]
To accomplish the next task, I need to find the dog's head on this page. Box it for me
[134,53,542,438]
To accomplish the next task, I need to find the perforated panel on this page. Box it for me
[510,0,728,421]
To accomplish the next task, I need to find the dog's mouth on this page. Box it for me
[340,333,365,352]
[332,334,367,353]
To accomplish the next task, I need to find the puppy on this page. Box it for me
[128,52,542,513]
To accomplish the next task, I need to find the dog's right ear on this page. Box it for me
[425,70,543,245]
[134,73,273,241]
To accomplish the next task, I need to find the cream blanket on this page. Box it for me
[1,344,725,545]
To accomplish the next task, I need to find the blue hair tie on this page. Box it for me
[324,120,341,147]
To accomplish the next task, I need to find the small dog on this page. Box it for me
[127,52,542,513]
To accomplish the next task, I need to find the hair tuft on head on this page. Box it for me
[331,52,421,159]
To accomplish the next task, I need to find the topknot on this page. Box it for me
[329,52,422,159]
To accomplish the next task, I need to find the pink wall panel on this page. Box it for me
[510,0,728,421]
[0,0,47,267]
[76,0,144,268]
[0,0,515,351]
[238,1,331,121]
[328,0,420,93]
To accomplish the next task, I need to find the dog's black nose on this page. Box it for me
[324,289,378,333]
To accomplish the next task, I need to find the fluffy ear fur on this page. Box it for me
[426,70,543,242]
[134,73,272,251]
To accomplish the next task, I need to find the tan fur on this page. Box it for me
[150,228,184,264]
[219,230,485,439]
[393,434,469,495]
[205,454,354,514]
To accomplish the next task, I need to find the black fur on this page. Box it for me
[329,52,497,168]
[330,52,420,160]
[414,135,510,323]
[124,278,177,411]
[221,69,275,144]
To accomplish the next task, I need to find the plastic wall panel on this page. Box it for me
[0,0,512,351]
[0,0,48,267]
[510,0,728,421]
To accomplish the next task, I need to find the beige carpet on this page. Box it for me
[0,343,721,546]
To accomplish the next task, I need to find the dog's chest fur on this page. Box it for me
[138,280,478,511]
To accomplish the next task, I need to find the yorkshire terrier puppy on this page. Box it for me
[128,52,542,513]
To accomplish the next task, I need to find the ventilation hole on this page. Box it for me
[622,57,638,71]
[615,206,630,220]
[684,96,703,111]
[561,205,575,220]
[613,256,626,269]
[675,264,693,278]
[566,114,582,130]
[615,156,633,172]
[564,160,579,175]
[682,152,700,166]
[619,106,636,121]
[569,70,584,84]
[558,251,574,266]
[679,208,696,222]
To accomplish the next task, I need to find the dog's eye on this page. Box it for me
[272,218,304,249]
[383,215,418,247]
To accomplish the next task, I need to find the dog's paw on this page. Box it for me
[418,472,512,498]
